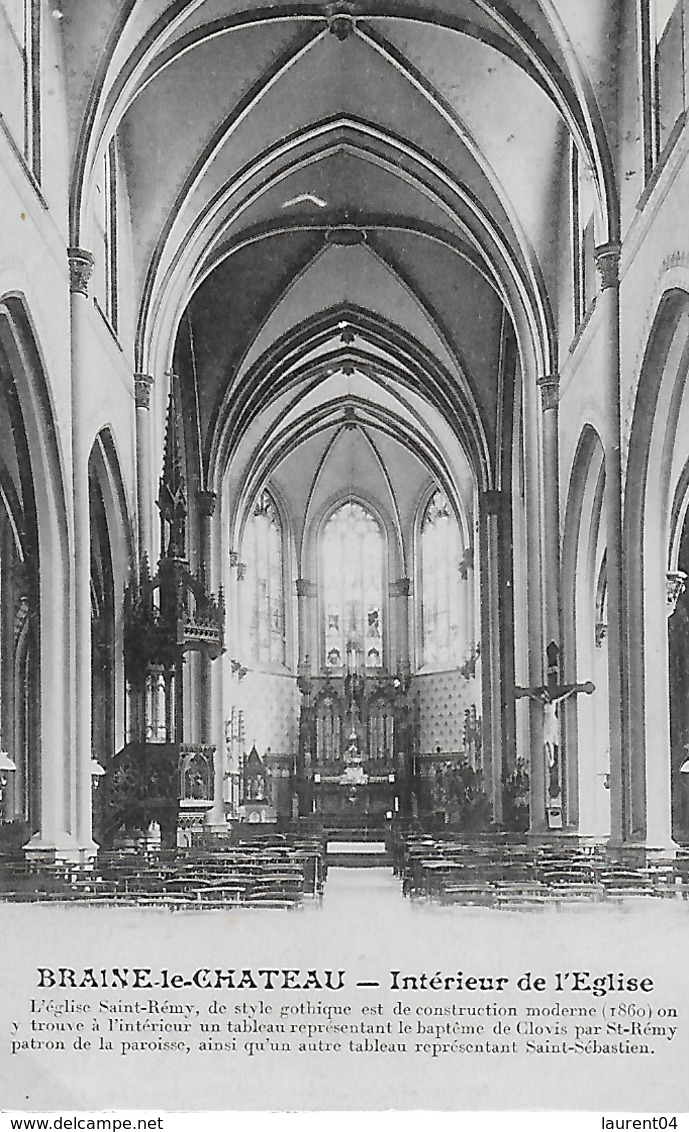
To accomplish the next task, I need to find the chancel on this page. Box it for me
[0,0,689,908]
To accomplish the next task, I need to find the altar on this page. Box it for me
[313,726,397,817]
[313,775,396,818]
[295,662,413,820]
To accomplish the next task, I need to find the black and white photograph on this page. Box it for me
[0,0,688,1119]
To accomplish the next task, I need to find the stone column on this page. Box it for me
[228,551,241,657]
[1,555,21,821]
[198,489,225,828]
[23,540,77,859]
[528,374,562,834]
[480,489,515,825]
[390,577,410,670]
[198,493,216,753]
[70,248,98,860]
[134,374,154,562]
[462,546,477,663]
[595,244,625,845]
[295,578,317,818]
[517,371,547,836]
[198,490,216,569]
[652,571,688,846]
[537,375,561,649]
[295,578,316,674]
[455,556,468,662]
[224,551,244,819]
[480,493,502,823]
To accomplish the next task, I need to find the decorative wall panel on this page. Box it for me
[412,671,479,754]
[240,670,299,755]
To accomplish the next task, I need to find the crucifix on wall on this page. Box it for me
[515,642,594,827]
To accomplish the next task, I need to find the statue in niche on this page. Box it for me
[243,744,268,803]
[341,727,367,785]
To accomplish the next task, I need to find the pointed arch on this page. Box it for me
[624,288,689,847]
[319,499,386,672]
[562,425,608,836]
[417,487,467,670]
[0,295,73,847]
[88,428,135,769]
[210,304,492,494]
[240,486,288,669]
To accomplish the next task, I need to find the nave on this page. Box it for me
[1,0,689,867]
[2,823,688,911]
[2,3,689,1116]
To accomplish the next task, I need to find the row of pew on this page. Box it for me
[395,833,689,908]
[0,834,326,910]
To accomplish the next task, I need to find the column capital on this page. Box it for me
[537,373,560,411]
[295,578,317,598]
[133,373,154,409]
[67,248,94,296]
[389,577,411,598]
[594,243,621,291]
[197,489,217,518]
[666,571,687,616]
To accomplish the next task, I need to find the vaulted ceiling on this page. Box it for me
[60,0,621,511]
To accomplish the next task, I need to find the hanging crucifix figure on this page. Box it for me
[515,642,594,825]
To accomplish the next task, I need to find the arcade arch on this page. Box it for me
[625,289,689,848]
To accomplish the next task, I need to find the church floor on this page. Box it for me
[311,863,689,915]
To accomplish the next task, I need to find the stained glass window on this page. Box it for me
[244,491,285,665]
[0,0,40,175]
[93,138,118,330]
[421,491,462,667]
[321,502,384,669]
[640,0,684,174]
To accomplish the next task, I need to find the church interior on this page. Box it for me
[1,0,689,908]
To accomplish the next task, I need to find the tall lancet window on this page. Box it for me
[0,0,41,177]
[244,491,285,666]
[421,490,462,667]
[322,502,384,669]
